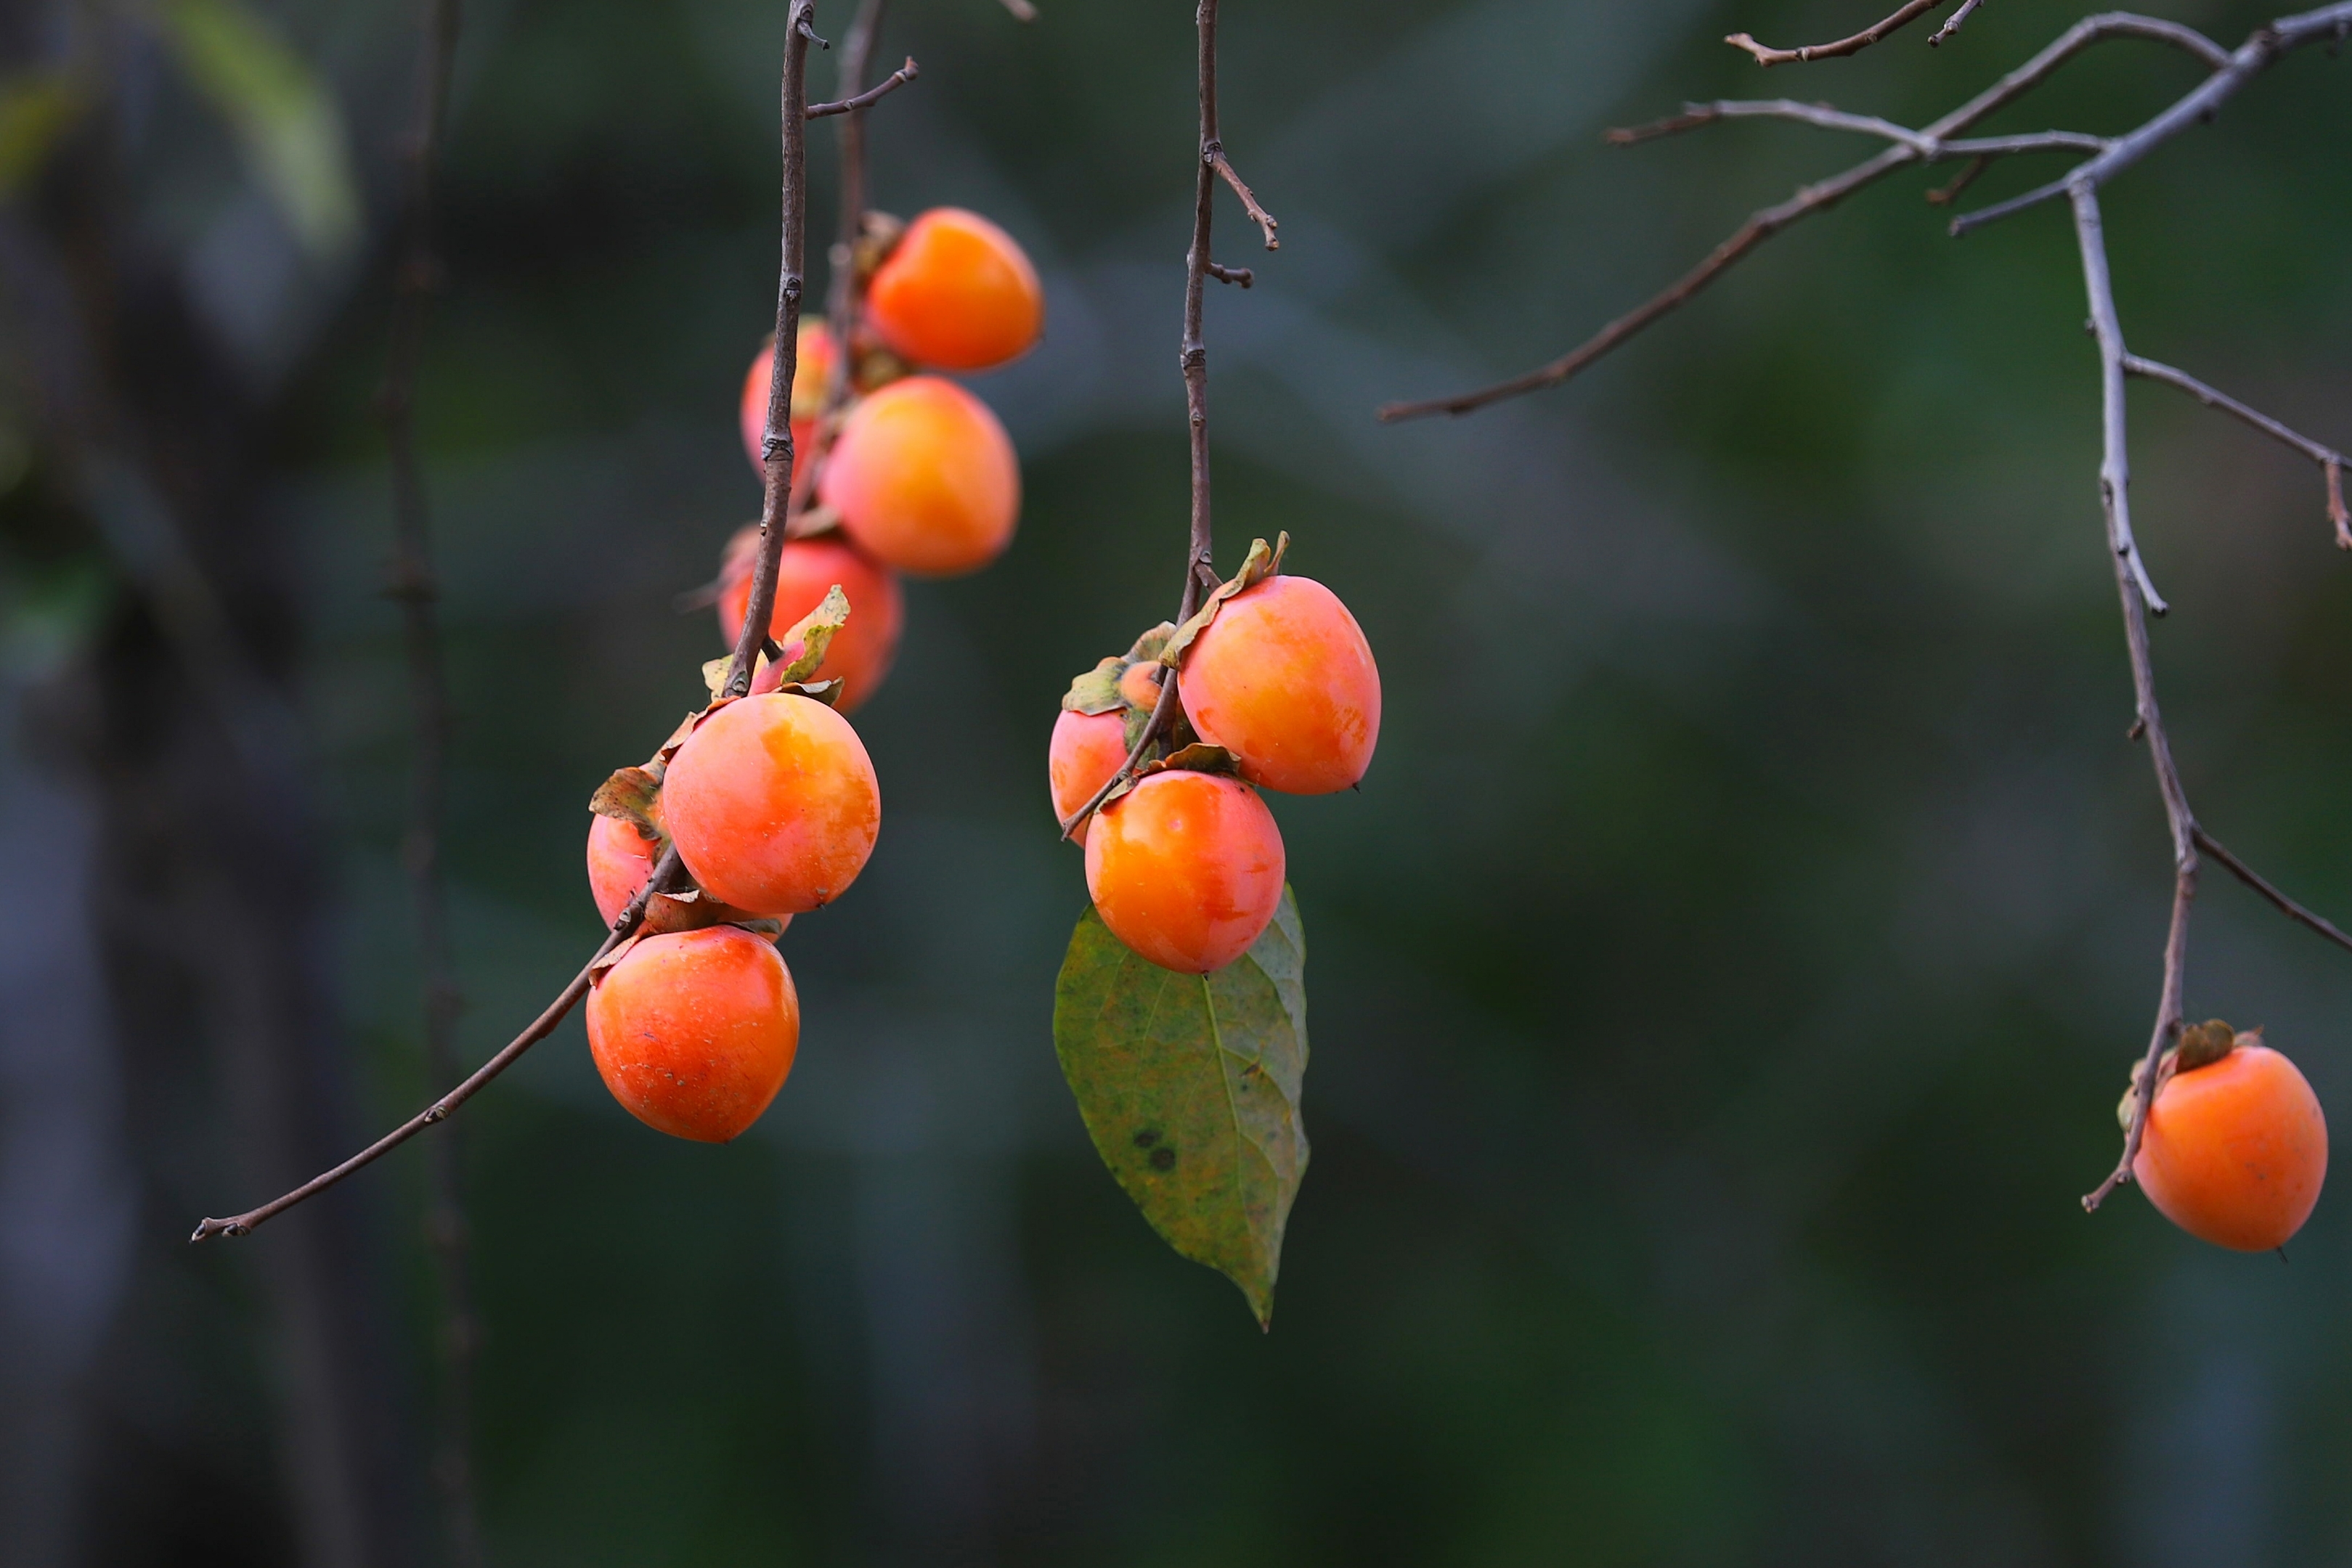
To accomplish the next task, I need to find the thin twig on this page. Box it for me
[2076,179,2198,1211]
[1379,10,2237,422]
[1929,0,1986,47]
[2122,354,2352,547]
[807,56,918,118]
[1206,261,1253,287]
[1926,154,1988,205]
[2195,828,2352,955]
[191,0,826,1245]
[1059,0,1249,840]
[731,1,823,700]
[1207,144,1278,250]
[380,0,481,1554]
[2072,184,2166,613]
[190,852,685,1242]
[1726,0,1950,66]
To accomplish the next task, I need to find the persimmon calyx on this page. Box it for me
[1144,742,1239,777]
[1062,621,1178,716]
[2117,1018,2261,1129]
[590,766,667,847]
[1161,531,1290,669]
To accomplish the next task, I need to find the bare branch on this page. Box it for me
[1929,0,1987,47]
[2075,179,2202,1212]
[192,849,685,1242]
[1725,0,1951,67]
[1380,10,2238,421]
[1952,2,2352,236]
[1924,155,1987,205]
[1207,144,1279,250]
[1378,146,1913,421]
[1206,261,1254,287]
[2072,184,2167,613]
[1609,97,2109,159]
[807,55,918,118]
[2196,828,2352,957]
[2122,354,2352,547]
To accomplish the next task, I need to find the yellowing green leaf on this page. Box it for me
[160,0,359,257]
[1051,888,1309,1328]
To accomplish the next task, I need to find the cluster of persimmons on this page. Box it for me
[1050,538,1381,973]
[580,206,1042,1145]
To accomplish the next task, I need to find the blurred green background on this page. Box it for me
[4,0,2351,1562]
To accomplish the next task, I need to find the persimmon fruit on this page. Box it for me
[1180,573,1380,796]
[1085,769,1285,973]
[739,323,837,478]
[864,208,1043,372]
[662,692,880,916]
[586,812,662,927]
[586,926,799,1143]
[817,375,1019,577]
[2134,1033,2327,1251]
[715,528,903,711]
[1049,709,1129,847]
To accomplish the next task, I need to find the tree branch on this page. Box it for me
[2076,178,2199,1210]
[2195,828,2352,956]
[2122,354,2352,547]
[1208,142,1278,250]
[192,0,827,1245]
[807,55,918,118]
[1726,0,1954,68]
[1378,10,2240,422]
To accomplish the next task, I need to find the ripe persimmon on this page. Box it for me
[817,375,1018,577]
[739,323,837,478]
[2134,1030,2327,1251]
[1181,573,1380,795]
[1049,709,1129,846]
[715,528,904,711]
[586,812,662,927]
[864,208,1043,372]
[1085,769,1284,973]
[586,926,799,1143]
[661,692,880,915]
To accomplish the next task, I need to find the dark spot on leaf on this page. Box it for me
[1149,1146,1176,1171]
[1133,1128,1160,1148]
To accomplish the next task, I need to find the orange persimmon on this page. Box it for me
[1084,769,1285,973]
[2135,1034,2327,1251]
[586,926,799,1143]
[660,692,880,916]
[1180,573,1380,796]
[864,208,1043,372]
[817,375,1018,577]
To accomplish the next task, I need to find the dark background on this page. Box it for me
[4,0,2351,1562]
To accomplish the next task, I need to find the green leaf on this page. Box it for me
[1052,888,1309,1328]
[158,0,360,258]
